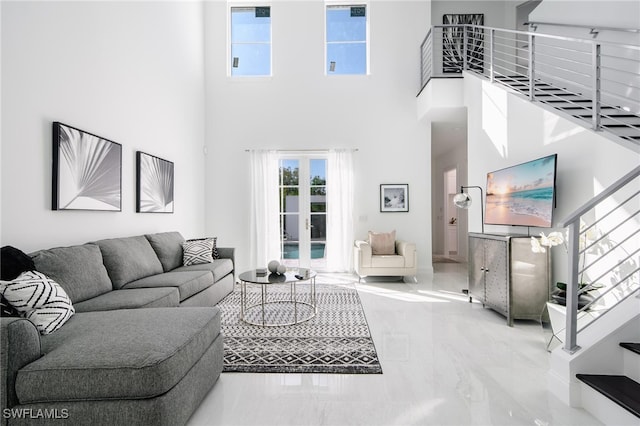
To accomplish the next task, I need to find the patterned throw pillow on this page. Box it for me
[182,239,214,266]
[186,237,220,260]
[0,271,75,335]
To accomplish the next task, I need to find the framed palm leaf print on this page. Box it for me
[52,122,122,211]
[136,151,174,213]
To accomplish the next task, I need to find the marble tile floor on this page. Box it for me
[187,262,600,426]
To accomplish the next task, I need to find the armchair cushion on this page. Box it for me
[368,230,396,255]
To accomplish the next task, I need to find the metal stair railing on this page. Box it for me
[559,165,640,353]
[418,24,640,146]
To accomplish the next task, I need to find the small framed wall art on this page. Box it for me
[380,184,409,212]
[136,151,174,213]
[52,122,122,211]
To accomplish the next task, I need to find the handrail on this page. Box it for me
[525,21,640,36]
[559,165,640,227]
[449,24,640,50]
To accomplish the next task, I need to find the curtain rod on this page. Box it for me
[244,148,359,153]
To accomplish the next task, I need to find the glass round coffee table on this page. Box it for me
[238,270,317,327]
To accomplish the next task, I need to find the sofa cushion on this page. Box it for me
[369,230,396,255]
[73,287,179,313]
[173,259,234,283]
[31,244,112,303]
[145,232,185,272]
[371,255,405,268]
[95,236,163,289]
[124,271,214,301]
[0,271,75,335]
[16,307,221,403]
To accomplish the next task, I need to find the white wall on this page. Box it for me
[529,0,640,42]
[463,72,640,284]
[204,1,431,273]
[1,1,206,252]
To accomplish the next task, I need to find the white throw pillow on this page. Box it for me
[182,238,214,266]
[0,270,75,335]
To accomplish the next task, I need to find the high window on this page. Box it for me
[325,4,368,75]
[230,6,271,76]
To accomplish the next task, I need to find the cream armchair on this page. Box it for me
[354,239,417,282]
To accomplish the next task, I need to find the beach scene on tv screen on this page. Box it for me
[485,156,556,227]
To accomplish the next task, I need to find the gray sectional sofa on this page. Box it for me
[0,231,234,426]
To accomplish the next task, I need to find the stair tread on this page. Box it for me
[576,114,638,118]
[576,374,640,418]
[559,105,617,110]
[621,342,640,355]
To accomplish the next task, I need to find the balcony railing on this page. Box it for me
[419,24,640,146]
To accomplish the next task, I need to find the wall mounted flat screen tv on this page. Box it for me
[485,154,557,228]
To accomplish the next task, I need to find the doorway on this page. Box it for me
[278,156,327,270]
[443,168,458,259]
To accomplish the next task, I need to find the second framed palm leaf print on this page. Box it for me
[136,151,174,213]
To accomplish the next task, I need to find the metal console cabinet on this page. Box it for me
[468,233,550,326]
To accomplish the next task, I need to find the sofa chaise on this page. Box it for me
[0,231,234,425]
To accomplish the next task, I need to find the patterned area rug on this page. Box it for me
[218,282,382,374]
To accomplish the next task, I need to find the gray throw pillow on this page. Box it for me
[31,244,112,303]
[145,232,185,272]
[95,236,163,289]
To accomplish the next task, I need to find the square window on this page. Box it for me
[326,5,367,75]
[230,7,271,76]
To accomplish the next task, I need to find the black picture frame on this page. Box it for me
[380,184,409,212]
[136,151,174,213]
[52,122,122,211]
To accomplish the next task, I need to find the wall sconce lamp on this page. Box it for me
[232,57,239,68]
[329,61,336,72]
[453,185,484,234]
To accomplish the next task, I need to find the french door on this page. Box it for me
[278,155,327,270]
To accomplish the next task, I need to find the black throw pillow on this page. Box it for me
[1,245,35,281]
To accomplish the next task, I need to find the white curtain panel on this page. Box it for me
[249,150,281,268]
[326,149,355,272]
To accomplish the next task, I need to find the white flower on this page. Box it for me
[539,232,551,248]
[531,237,546,253]
[546,231,564,247]
[531,231,564,254]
